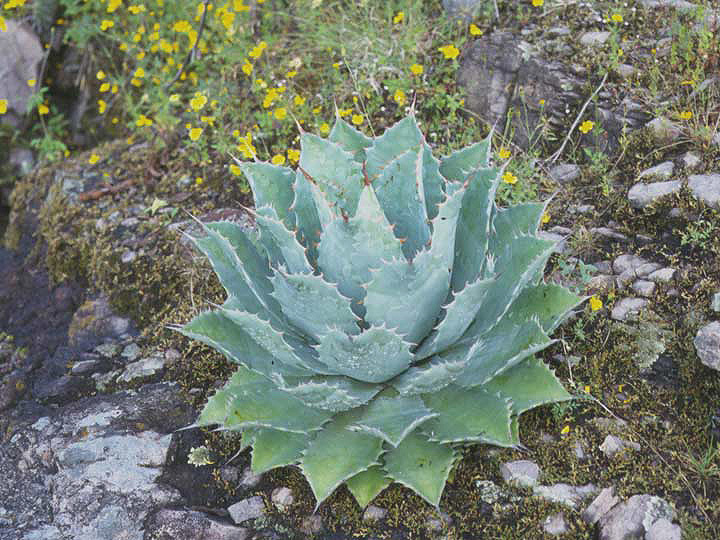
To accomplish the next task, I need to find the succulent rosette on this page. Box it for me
[175,113,582,508]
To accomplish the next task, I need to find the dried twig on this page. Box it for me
[546,72,608,165]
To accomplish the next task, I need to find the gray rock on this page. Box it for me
[638,161,674,180]
[271,487,294,510]
[573,441,588,461]
[647,268,676,283]
[70,359,101,375]
[228,496,265,525]
[613,254,648,274]
[640,0,702,11]
[442,0,484,20]
[591,227,629,241]
[598,494,676,540]
[362,505,387,523]
[628,180,682,208]
[145,509,249,540]
[615,64,636,79]
[117,354,165,383]
[611,298,648,321]
[682,151,701,171]
[533,483,598,509]
[9,147,36,176]
[582,487,621,524]
[646,117,682,145]
[712,292,720,312]
[580,31,611,46]
[688,174,720,208]
[476,479,505,504]
[599,435,641,458]
[121,250,137,264]
[549,163,581,184]
[694,321,720,371]
[539,231,568,254]
[68,297,136,347]
[121,343,142,362]
[0,20,44,126]
[299,515,324,535]
[239,467,262,488]
[542,512,568,536]
[632,280,656,297]
[646,518,682,540]
[500,460,541,488]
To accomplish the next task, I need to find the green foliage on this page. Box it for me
[176,114,583,509]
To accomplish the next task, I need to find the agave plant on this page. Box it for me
[175,113,583,509]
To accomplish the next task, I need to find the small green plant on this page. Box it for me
[679,219,718,250]
[176,113,583,509]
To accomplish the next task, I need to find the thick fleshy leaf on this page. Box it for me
[421,385,516,446]
[492,201,546,239]
[177,310,310,377]
[316,326,413,383]
[461,235,556,340]
[364,251,450,345]
[270,269,359,340]
[291,169,322,264]
[507,284,585,333]
[345,466,392,508]
[203,221,286,323]
[195,387,232,426]
[301,412,384,508]
[483,357,571,415]
[439,137,492,182]
[426,181,466,268]
[299,133,364,217]
[370,146,431,260]
[365,115,424,179]
[348,395,438,447]
[251,428,309,473]
[239,161,296,225]
[457,318,552,388]
[382,431,456,507]
[421,144,447,221]
[276,375,380,412]
[329,116,372,162]
[221,366,332,432]
[416,277,494,359]
[218,307,323,374]
[253,206,313,275]
[317,184,404,316]
[390,348,467,396]
[190,233,265,315]
[450,167,501,291]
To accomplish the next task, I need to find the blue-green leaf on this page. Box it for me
[251,428,309,473]
[348,395,438,447]
[439,136,492,182]
[253,205,313,275]
[345,466,392,508]
[239,161,296,226]
[329,115,372,162]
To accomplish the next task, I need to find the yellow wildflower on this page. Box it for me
[271,154,286,165]
[136,114,153,127]
[195,177,203,186]
[274,107,287,120]
[134,67,145,78]
[502,171,517,184]
[97,70,106,80]
[469,23,482,36]
[320,122,330,134]
[286,70,297,78]
[88,154,100,165]
[0,99,7,114]
[107,0,122,13]
[27,79,36,87]
[560,425,570,435]
[293,95,306,106]
[679,111,693,120]
[351,114,363,125]
[189,127,203,141]
[393,89,407,106]
[38,104,49,115]
[393,11,404,24]
[579,120,594,134]
[611,13,623,22]
[542,212,550,224]
[287,148,300,163]
[0,15,7,32]
[100,82,110,92]
[498,147,511,159]
[97,100,106,114]
[532,0,543,6]
[589,296,603,311]
[410,63,423,75]
[438,44,460,60]
[190,94,207,111]
[100,19,114,31]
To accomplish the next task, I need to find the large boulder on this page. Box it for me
[0,19,44,128]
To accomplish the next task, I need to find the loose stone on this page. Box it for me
[271,487,294,511]
[688,174,720,208]
[542,512,568,535]
[638,161,674,180]
[632,280,656,297]
[500,460,541,488]
[362,505,387,523]
[628,180,682,208]
[599,435,641,458]
[582,487,620,524]
[227,496,265,525]
[611,298,648,321]
[693,321,720,371]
